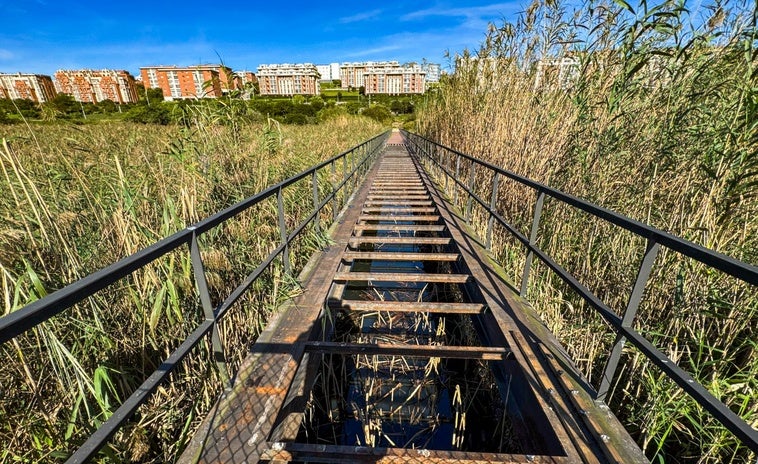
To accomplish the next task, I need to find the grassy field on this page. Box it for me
[0,114,384,462]
[416,0,756,462]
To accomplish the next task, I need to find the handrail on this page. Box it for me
[402,129,758,454]
[0,130,390,463]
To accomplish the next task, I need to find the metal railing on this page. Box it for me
[0,130,389,463]
[402,129,758,453]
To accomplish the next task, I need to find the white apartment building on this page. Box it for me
[316,63,340,82]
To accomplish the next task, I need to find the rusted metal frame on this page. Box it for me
[364,200,434,206]
[597,237,660,401]
[66,320,215,464]
[328,300,485,314]
[331,159,339,220]
[453,154,461,205]
[521,190,545,297]
[362,207,437,213]
[486,172,500,250]
[353,224,445,232]
[403,131,757,285]
[262,441,568,463]
[189,229,231,388]
[304,341,512,360]
[332,271,469,283]
[465,161,476,223]
[407,131,758,452]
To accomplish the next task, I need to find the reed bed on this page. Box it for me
[0,113,383,462]
[417,0,756,462]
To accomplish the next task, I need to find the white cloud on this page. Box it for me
[344,44,404,58]
[339,9,383,24]
[401,3,517,21]
[0,49,14,60]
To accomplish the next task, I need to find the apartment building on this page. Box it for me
[316,63,340,82]
[421,62,441,82]
[340,61,399,89]
[534,57,580,90]
[54,69,139,103]
[339,61,426,94]
[0,73,57,103]
[140,65,223,101]
[257,63,320,96]
[363,64,426,95]
[236,71,258,87]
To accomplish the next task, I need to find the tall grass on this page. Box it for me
[417,0,756,462]
[0,112,383,462]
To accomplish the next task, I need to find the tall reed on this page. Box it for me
[0,112,383,462]
[417,0,756,462]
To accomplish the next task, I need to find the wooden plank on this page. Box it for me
[304,341,512,360]
[342,252,459,261]
[353,224,445,232]
[358,215,440,222]
[348,236,451,245]
[333,271,469,283]
[261,442,567,463]
[329,300,485,314]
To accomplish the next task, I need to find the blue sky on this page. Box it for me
[0,1,523,76]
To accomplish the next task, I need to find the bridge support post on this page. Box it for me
[277,186,291,275]
[597,237,660,401]
[189,229,231,388]
[486,173,500,250]
[331,160,338,220]
[312,170,320,234]
[521,190,545,297]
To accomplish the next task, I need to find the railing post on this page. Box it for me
[312,170,320,234]
[189,228,231,388]
[465,162,476,223]
[486,173,500,250]
[453,155,461,205]
[343,154,349,196]
[597,237,660,401]
[521,190,545,296]
[331,160,338,220]
[277,186,291,275]
[444,149,449,193]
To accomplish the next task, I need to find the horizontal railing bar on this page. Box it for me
[0,230,192,344]
[348,237,452,245]
[405,131,757,285]
[66,320,215,464]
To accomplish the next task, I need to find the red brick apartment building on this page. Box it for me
[139,65,240,100]
[257,64,320,96]
[0,73,57,103]
[54,69,139,103]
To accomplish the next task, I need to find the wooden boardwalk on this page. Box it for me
[179,130,647,464]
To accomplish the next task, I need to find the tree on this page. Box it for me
[309,95,325,111]
[359,86,365,96]
[362,104,392,123]
[337,91,343,102]
[124,103,171,124]
[333,79,341,87]
[46,94,79,116]
[96,99,118,113]
[292,94,305,105]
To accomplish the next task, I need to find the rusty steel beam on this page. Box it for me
[341,252,459,261]
[348,236,451,246]
[358,215,441,222]
[333,272,469,283]
[304,341,512,360]
[353,224,445,232]
[329,300,485,314]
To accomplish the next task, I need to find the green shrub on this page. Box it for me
[362,104,392,123]
[124,103,171,125]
